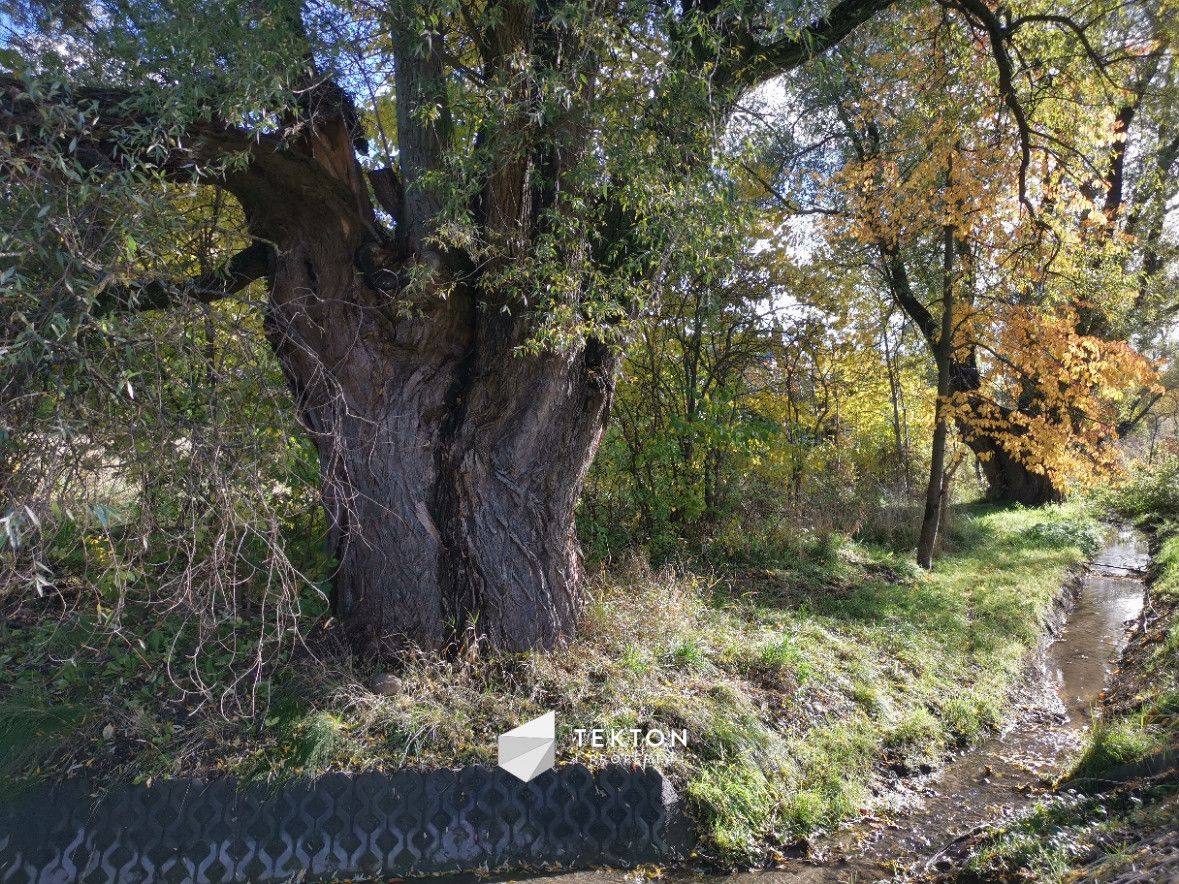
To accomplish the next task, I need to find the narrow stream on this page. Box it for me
[527,528,1149,884]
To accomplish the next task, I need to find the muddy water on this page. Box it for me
[524,528,1149,884]
[1050,529,1148,726]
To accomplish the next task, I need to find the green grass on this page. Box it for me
[0,501,1097,864]
[1071,714,1162,779]
[962,785,1179,883]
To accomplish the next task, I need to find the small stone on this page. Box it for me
[368,672,403,696]
[101,724,115,740]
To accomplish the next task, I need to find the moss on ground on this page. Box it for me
[0,502,1096,864]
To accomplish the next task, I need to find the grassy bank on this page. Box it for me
[1,502,1097,863]
[955,462,1179,882]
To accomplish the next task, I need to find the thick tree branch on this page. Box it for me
[93,241,274,315]
[389,18,453,251]
[3,75,373,233]
[720,0,896,89]
[1,75,277,180]
[369,166,405,225]
[880,247,939,345]
[1116,390,1164,437]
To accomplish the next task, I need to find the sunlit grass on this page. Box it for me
[0,501,1097,862]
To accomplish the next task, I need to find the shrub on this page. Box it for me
[1024,519,1104,557]
[1099,457,1179,526]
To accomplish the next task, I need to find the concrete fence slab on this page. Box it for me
[0,764,693,883]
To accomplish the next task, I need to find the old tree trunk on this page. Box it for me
[2,0,894,654]
[229,106,615,654]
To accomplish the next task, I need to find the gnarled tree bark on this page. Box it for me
[220,106,617,654]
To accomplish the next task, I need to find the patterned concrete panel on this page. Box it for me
[0,764,692,883]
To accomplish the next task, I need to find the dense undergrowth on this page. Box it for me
[1,501,1097,863]
[956,458,1179,882]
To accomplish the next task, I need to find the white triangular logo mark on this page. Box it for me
[497,711,555,782]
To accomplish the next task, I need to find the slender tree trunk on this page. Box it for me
[882,317,909,490]
[916,413,949,569]
[939,450,965,522]
[938,461,953,515]
[917,217,955,570]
